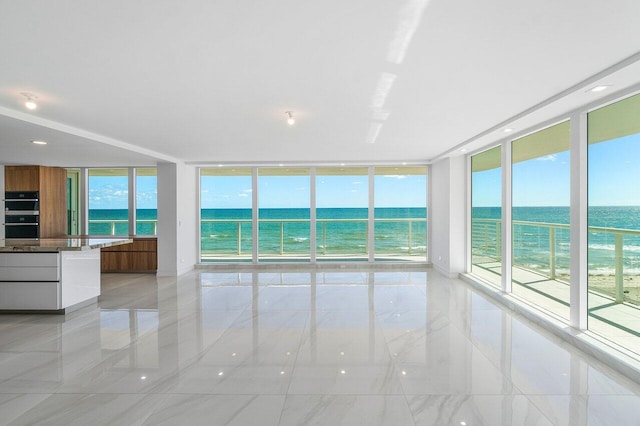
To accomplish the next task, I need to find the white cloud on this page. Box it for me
[536,154,557,162]
[383,175,407,179]
[238,193,249,197]
[352,181,363,185]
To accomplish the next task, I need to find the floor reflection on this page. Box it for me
[1,269,640,425]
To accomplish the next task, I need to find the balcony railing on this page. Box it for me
[88,219,157,236]
[200,217,427,258]
[472,218,640,304]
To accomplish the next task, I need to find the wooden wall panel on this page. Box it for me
[39,166,67,238]
[4,166,40,191]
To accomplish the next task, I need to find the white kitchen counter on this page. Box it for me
[0,237,132,252]
[0,238,132,313]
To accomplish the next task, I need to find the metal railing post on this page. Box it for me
[408,221,413,255]
[485,224,490,254]
[615,233,624,303]
[322,222,327,255]
[237,222,242,255]
[495,221,502,260]
[550,227,556,280]
[280,221,284,255]
[111,221,116,235]
[365,221,369,254]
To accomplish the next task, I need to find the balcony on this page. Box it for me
[472,218,640,355]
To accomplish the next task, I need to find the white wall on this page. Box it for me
[157,162,197,276]
[176,162,197,274]
[430,156,466,278]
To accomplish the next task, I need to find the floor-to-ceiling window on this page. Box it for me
[511,121,571,320]
[200,168,253,262]
[466,90,640,360]
[88,169,129,235]
[258,168,310,261]
[316,167,369,261]
[471,146,502,286]
[198,165,428,263]
[588,93,640,354]
[373,166,427,260]
[136,168,157,235]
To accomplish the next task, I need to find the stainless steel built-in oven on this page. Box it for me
[4,191,40,239]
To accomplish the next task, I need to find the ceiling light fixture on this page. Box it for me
[31,140,47,145]
[21,92,38,110]
[588,85,610,93]
[504,128,514,133]
[285,111,295,126]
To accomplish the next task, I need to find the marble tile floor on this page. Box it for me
[2,269,640,425]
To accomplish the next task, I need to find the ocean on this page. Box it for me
[89,207,428,258]
[472,206,640,276]
[200,207,428,258]
[89,206,640,272]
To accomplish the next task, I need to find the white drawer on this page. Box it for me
[0,281,60,310]
[0,266,59,281]
[0,253,59,268]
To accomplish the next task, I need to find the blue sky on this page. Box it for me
[89,176,157,209]
[90,132,639,210]
[473,133,640,207]
[200,174,427,209]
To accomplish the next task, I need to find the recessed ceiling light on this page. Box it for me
[504,128,514,133]
[460,148,467,152]
[588,85,610,93]
[31,140,47,145]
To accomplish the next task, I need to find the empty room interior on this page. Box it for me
[2,1,640,424]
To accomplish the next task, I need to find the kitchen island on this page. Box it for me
[0,237,132,313]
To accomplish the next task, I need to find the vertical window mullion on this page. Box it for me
[80,167,89,235]
[368,166,375,262]
[465,155,472,272]
[252,167,258,264]
[129,168,136,236]
[427,165,432,263]
[570,112,588,329]
[502,140,513,293]
[310,167,317,263]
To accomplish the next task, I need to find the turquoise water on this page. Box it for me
[88,207,428,258]
[89,209,157,235]
[472,206,640,275]
[90,206,640,270]
[200,208,427,258]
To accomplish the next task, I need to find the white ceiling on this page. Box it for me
[1,0,639,167]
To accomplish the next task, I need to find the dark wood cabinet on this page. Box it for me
[101,237,157,272]
[4,166,67,238]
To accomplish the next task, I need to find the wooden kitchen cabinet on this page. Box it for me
[100,237,157,272]
[4,166,67,238]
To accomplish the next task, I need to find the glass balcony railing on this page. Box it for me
[88,219,157,236]
[200,217,427,260]
[472,218,640,305]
